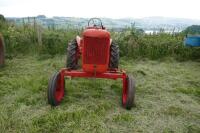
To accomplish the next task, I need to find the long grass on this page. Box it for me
[115,31,200,60]
[0,56,199,132]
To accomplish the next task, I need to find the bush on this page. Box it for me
[114,29,200,60]
[182,25,200,35]
[1,22,78,56]
[0,20,199,60]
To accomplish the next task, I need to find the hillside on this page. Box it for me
[7,16,200,31]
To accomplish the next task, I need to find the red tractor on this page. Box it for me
[47,18,136,109]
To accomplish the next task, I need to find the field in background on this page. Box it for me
[0,56,199,132]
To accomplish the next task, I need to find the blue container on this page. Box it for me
[184,36,200,47]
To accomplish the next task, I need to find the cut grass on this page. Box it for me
[0,56,200,133]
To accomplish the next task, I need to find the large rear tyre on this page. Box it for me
[66,39,78,69]
[109,42,119,69]
[122,75,136,110]
[48,72,65,106]
[0,34,5,67]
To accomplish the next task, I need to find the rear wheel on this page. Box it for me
[0,34,5,67]
[48,72,65,106]
[122,75,136,110]
[109,42,119,69]
[66,39,78,69]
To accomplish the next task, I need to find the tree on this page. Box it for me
[182,25,200,35]
[0,14,5,22]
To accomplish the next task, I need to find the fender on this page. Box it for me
[76,35,83,55]
[76,35,81,47]
[110,39,112,45]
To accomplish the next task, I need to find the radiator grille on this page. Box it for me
[83,37,109,64]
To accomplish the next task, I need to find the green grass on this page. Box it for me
[0,56,200,133]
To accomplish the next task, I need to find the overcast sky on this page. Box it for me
[0,0,200,19]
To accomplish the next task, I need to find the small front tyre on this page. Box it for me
[47,72,65,106]
[122,75,136,110]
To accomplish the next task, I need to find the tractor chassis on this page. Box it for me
[59,68,129,106]
[60,68,127,90]
[48,68,135,109]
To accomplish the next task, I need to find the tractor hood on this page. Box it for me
[83,29,110,38]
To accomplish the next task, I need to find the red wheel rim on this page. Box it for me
[54,76,64,102]
[122,78,128,105]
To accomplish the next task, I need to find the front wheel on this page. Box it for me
[47,72,65,106]
[122,75,136,110]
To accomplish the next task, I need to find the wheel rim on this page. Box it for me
[54,76,64,102]
[122,78,128,105]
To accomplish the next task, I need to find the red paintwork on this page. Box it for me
[59,68,128,105]
[55,74,64,102]
[122,76,128,106]
[56,24,129,106]
[83,28,110,38]
[76,28,111,73]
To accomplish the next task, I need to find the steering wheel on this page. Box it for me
[88,18,103,29]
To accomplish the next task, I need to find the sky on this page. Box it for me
[0,0,200,19]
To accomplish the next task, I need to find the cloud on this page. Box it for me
[0,0,200,19]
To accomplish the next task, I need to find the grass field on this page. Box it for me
[0,56,200,133]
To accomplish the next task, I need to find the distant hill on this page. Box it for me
[135,17,200,31]
[6,16,200,31]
